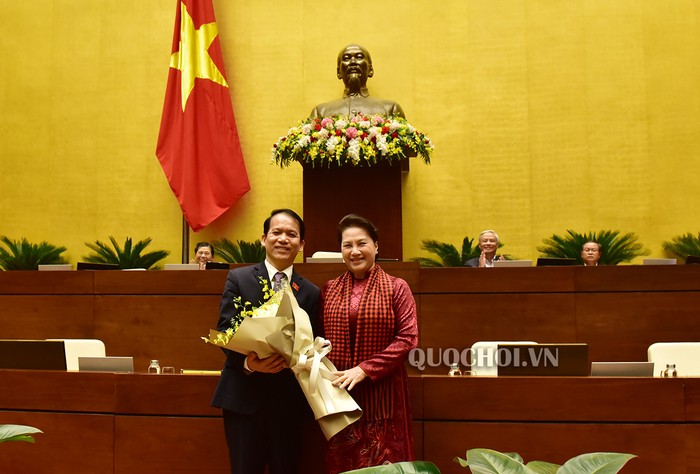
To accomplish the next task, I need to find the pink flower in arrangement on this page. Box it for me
[345,127,358,139]
[321,117,334,128]
[372,116,384,126]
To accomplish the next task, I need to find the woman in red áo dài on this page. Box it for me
[321,214,418,473]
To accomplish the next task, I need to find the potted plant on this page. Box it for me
[213,238,266,263]
[455,448,636,473]
[0,236,67,270]
[0,424,42,444]
[342,461,441,473]
[83,236,169,270]
[410,236,508,267]
[537,230,648,265]
[662,232,700,263]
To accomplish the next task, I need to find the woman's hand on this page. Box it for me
[332,366,367,391]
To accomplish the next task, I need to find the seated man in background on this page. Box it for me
[465,230,504,268]
[581,241,602,266]
[190,241,214,270]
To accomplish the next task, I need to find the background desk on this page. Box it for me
[1,265,699,472]
[1,371,698,473]
[1,264,698,371]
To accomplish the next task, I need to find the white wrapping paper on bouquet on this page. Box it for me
[206,286,362,440]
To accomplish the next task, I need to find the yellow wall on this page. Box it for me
[2,0,699,265]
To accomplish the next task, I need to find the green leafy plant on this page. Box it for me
[662,232,700,262]
[0,424,42,444]
[455,448,636,474]
[214,238,265,263]
[342,461,441,473]
[410,236,507,267]
[83,236,169,270]
[0,236,67,270]
[537,230,649,265]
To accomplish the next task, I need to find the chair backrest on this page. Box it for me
[470,340,537,376]
[48,339,106,371]
[647,342,700,376]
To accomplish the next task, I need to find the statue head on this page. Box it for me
[336,44,374,94]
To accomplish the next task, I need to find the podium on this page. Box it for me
[302,160,405,261]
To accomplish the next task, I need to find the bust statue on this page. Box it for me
[310,44,405,119]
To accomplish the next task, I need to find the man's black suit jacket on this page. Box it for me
[211,263,320,414]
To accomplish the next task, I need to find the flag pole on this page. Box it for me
[182,216,190,263]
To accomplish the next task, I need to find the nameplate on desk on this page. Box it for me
[496,343,589,376]
[78,356,134,373]
[38,264,73,271]
[164,263,200,270]
[591,361,654,377]
[493,260,532,268]
[0,339,67,370]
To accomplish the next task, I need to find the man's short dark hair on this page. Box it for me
[263,209,305,239]
[337,214,379,244]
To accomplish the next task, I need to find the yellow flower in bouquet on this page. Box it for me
[271,113,434,168]
[203,277,283,353]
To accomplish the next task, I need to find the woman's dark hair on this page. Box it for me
[263,209,306,239]
[194,241,214,257]
[337,214,379,244]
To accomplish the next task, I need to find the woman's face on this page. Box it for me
[341,226,378,279]
[195,246,213,264]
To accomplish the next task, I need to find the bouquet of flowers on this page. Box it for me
[271,113,434,168]
[203,277,285,358]
[203,280,362,440]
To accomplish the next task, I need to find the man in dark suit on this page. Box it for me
[464,230,504,268]
[211,209,320,474]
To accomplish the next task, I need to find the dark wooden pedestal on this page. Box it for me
[302,161,404,260]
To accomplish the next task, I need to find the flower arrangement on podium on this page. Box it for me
[203,279,362,440]
[271,113,433,168]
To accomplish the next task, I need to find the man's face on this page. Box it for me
[581,243,601,266]
[478,232,498,255]
[337,45,372,89]
[261,213,304,270]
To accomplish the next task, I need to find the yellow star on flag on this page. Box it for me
[169,1,229,111]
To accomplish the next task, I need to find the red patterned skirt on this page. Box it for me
[326,371,414,474]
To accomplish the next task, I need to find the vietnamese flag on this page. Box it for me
[156,0,250,232]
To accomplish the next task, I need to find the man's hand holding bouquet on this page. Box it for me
[204,277,362,439]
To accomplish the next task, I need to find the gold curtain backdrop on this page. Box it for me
[1,0,699,264]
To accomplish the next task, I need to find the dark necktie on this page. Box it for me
[273,272,286,291]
